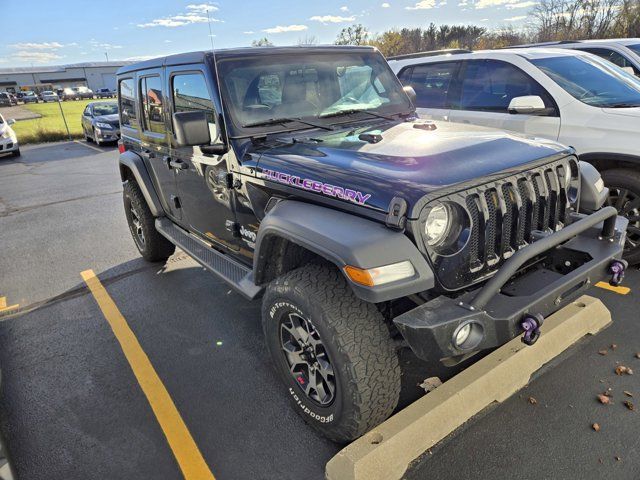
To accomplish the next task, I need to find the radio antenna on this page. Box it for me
[205,6,228,144]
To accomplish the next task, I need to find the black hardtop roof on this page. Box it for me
[117,45,377,76]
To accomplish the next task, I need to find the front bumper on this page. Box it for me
[0,138,18,154]
[394,207,627,363]
[95,128,120,142]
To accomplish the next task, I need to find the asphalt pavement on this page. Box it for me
[0,142,639,480]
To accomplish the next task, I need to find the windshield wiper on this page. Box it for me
[319,109,398,121]
[242,117,333,131]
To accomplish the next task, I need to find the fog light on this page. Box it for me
[454,323,472,347]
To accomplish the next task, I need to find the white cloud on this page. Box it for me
[11,51,63,63]
[381,2,390,6]
[340,5,349,11]
[505,0,537,7]
[90,41,123,50]
[243,30,255,34]
[309,15,356,23]
[406,0,436,9]
[504,14,527,20]
[138,11,220,28]
[263,24,308,33]
[9,42,64,50]
[480,17,489,20]
[438,1,447,5]
[164,39,172,43]
[186,3,218,12]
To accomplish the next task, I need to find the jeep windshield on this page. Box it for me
[217,50,413,136]
[531,54,640,108]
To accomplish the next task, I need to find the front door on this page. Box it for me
[167,67,241,253]
[448,59,561,140]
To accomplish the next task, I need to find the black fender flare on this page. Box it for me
[579,152,640,172]
[254,200,434,303]
[118,151,164,217]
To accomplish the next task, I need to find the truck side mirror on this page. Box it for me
[173,111,211,147]
[508,95,547,115]
[7,119,15,126]
[403,85,417,105]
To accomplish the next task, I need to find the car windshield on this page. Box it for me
[531,54,640,107]
[218,50,412,135]
[627,43,640,55]
[93,103,118,116]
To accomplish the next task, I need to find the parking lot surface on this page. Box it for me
[1,142,639,479]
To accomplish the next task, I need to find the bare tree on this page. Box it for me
[298,35,318,46]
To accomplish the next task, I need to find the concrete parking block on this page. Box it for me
[326,295,611,480]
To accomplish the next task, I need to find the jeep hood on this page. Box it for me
[253,120,570,215]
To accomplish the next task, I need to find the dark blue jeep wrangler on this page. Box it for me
[116,46,627,442]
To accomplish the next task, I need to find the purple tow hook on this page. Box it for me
[520,313,545,346]
[609,260,627,287]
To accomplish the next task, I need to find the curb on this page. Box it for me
[325,295,611,480]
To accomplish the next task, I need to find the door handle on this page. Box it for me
[169,158,188,170]
[141,148,155,159]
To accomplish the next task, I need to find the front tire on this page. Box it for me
[262,264,401,443]
[12,148,20,157]
[602,168,640,265]
[123,181,175,262]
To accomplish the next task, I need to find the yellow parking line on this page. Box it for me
[0,296,19,313]
[81,269,215,480]
[595,281,631,295]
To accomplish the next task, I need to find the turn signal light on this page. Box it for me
[118,141,126,154]
[344,261,415,287]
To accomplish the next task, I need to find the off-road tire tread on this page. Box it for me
[263,264,401,442]
[123,181,175,262]
[602,168,640,265]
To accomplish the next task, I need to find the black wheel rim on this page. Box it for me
[280,312,336,406]
[607,186,640,255]
[130,205,146,248]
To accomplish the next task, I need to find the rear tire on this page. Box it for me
[123,181,175,262]
[602,168,640,265]
[262,264,401,443]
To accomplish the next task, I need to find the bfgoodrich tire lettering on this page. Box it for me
[123,181,175,262]
[262,264,401,443]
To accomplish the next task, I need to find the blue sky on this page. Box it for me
[0,0,534,67]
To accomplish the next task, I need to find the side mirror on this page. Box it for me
[173,111,211,147]
[508,95,547,115]
[403,85,417,105]
[7,119,15,125]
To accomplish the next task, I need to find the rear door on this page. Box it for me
[128,70,181,220]
[448,59,561,139]
[397,61,461,121]
[167,66,242,253]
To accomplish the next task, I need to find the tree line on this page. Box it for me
[252,0,640,56]
[334,0,640,56]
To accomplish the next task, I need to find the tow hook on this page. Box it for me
[609,260,627,287]
[520,313,545,346]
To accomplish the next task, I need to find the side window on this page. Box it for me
[577,48,640,75]
[459,60,553,113]
[118,78,138,128]
[400,62,458,109]
[140,76,165,134]
[172,72,217,142]
[83,106,91,116]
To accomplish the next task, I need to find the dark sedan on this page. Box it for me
[81,102,120,146]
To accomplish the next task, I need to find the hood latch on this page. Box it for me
[386,196,408,230]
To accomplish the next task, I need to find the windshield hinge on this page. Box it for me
[386,196,408,230]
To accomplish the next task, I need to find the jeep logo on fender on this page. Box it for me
[260,168,372,206]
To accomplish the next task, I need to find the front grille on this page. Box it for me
[427,158,575,290]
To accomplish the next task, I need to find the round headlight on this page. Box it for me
[454,323,472,347]
[425,203,451,246]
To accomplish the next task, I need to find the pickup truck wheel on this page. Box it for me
[123,181,175,262]
[262,264,401,442]
[602,169,640,265]
[12,148,20,158]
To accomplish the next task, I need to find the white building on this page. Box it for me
[0,61,132,93]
